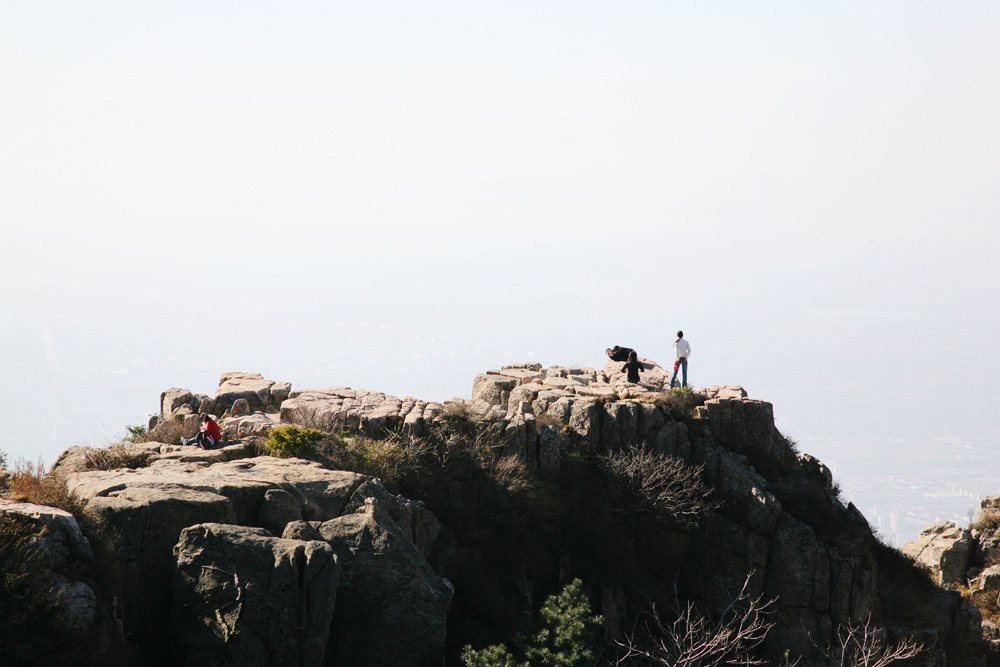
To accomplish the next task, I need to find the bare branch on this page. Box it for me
[613,573,774,667]
[823,618,922,667]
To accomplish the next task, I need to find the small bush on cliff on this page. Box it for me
[970,508,1000,536]
[1,461,131,665]
[0,513,71,664]
[599,444,719,531]
[462,578,602,667]
[265,425,330,459]
[642,387,705,421]
[122,423,149,443]
[5,459,88,515]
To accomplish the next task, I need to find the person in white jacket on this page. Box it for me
[669,331,691,389]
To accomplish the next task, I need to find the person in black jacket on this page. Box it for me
[606,345,635,362]
[622,350,643,383]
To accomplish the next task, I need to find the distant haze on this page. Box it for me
[2,1,998,544]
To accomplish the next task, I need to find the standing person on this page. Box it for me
[670,331,691,389]
[622,350,643,383]
[182,413,222,448]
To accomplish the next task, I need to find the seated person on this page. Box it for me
[181,413,222,449]
[622,350,643,383]
[606,345,635,362]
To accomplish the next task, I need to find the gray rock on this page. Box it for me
[257,489,304,535]
[0,499,93,568]
[764,514,832,654]
[341,480,441,559]
[53,574,97,634]
[900,521,972,587]
[569,399,599,446]
[161,388,196,418]
[230,397,251,416]
[538,424,561,470]
[282,520,324,542]
[67,458,367,649]
[172,523,338,667]
[471,374,519,407]
[319,503,452,667]
[215,372,284,414]
[281,387,432,436]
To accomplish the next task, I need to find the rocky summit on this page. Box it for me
[1,359,998,666]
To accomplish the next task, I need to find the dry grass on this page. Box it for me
[534,412,564,428]
[144,418,189,445]
[599,444,719,530]
[82,445,154,471]
[1,460,132,665]
[5,458,88,516]
[971,508,1000,535]
[639,387,706,420]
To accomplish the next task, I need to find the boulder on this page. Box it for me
[257,489,304,535]
[800,454,834,491]
[971,564,1000,608]
[319,502,453,667]
[222,412,281,440]
[603,357,672,391]
[471,374,519,407]
[53,574,98,634]
[172,523,338,667]
[281,387,439,436]
[900,521,973,587]
[50,445,94,479]
[341,479,441,558]
[0,499,93,569]
[215,372,286,414]
[161,388,197,418]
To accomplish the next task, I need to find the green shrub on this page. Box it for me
[462,579,602,667]
[122,424,149,443]
[265,426,329,459]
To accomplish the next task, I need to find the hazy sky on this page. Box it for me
[2,2,998,542]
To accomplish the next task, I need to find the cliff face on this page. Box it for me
[1,359,992,666]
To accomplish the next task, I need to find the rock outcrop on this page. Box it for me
[13,362,994,666]
[172,523,339,667]
[65,456,450,666]
[0,500,99,636]
[214,372,292,415]
[320,501,453,667]
[903,494,1000,652]
[901,520,974,587]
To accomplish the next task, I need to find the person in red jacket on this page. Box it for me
[182,413,222,448]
